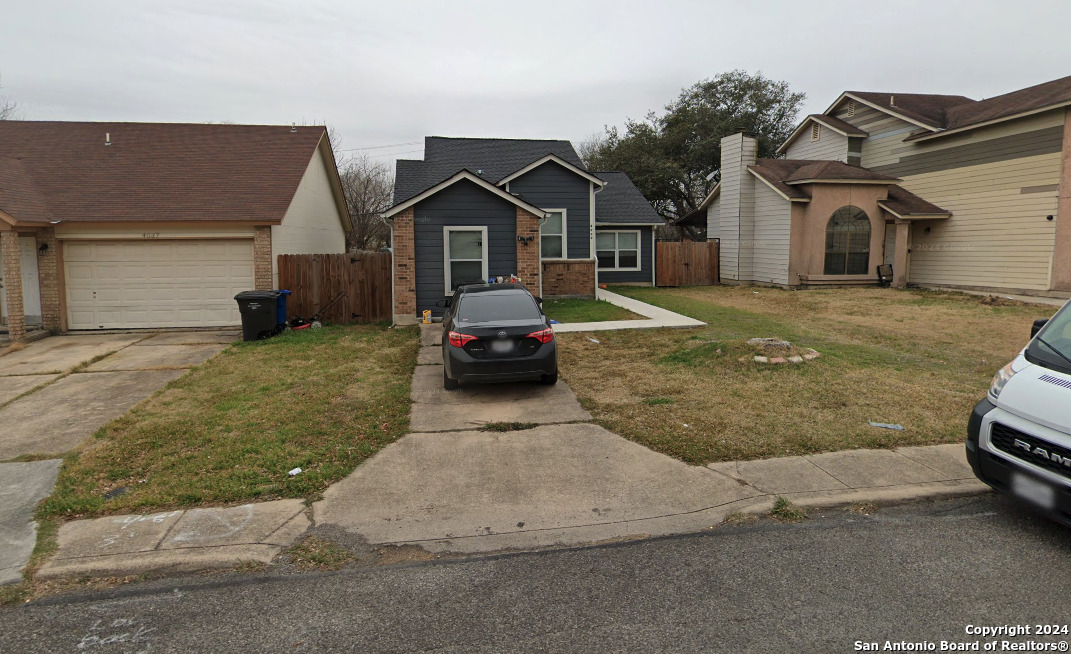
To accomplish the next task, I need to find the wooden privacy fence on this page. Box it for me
[656,240,720,287]
[276,252,392,324]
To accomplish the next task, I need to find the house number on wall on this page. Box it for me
[142,233,160,239]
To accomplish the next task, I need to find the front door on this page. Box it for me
[444,227,488,292]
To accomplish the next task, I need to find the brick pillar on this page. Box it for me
[392,208,417,324]
[516,207,542,296]
[36,228,61,332]
[253,226,273,290]
[1,231,26,340]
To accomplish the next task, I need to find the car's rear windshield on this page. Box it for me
[456,293,541,323]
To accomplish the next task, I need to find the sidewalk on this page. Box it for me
[30,323,988,580]
[550,289,705,332]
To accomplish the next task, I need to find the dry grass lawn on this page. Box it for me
[557,285,1054,465]
[40,324,418,519]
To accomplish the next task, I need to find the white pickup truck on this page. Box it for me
[968,300,1071,525]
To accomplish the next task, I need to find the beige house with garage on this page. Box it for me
[692,74,1071,297]
[0,121,349,340]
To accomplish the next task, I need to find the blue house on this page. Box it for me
[382,137,663,323]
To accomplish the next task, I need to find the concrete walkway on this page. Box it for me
[34,323,988,579]
[550,289,705,333]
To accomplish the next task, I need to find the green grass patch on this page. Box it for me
[541,298,642,323]
[39,324,419,519]
[770,497,807,523]
[286,536,357,571]
[480,422,538,432]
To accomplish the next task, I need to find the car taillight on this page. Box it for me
[525,327,554,344]
[448,331,478,347]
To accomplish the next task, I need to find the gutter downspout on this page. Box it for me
[593,182,605,297]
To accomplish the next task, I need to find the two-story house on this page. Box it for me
[382,137,664,324]
[691,74,1071,297]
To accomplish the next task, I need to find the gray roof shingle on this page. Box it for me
[592,172,664,225]
[392,136,586,203]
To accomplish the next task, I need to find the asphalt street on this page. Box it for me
[4,494,1071,653]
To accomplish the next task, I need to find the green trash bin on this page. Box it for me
[234,290,282,341]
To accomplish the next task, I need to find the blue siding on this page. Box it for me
[507,162,591,259]
[413,180,518,316]
[595,226,654,284]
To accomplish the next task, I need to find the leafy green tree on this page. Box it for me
[584,70,805,222]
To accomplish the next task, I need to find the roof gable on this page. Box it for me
[497,154,604,187]
[776,114,869,154]
[393,137,587,204]
[0,121,331,225]
[383,169,546,219]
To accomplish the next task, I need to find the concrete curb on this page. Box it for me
[37,499,311,581]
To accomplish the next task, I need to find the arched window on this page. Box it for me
[824,206,871,275]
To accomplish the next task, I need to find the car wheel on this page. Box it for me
[540,371,558,385]
[444,369,459,390]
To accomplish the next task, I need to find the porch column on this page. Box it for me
[515,207,541,296]
[36,227,62,332]
[1,230,26,340]
[892,219,910,289]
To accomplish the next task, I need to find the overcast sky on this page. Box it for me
[2,1,1068,165]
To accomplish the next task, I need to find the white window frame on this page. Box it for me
[596,230,642,272]
[540,209,567,260]
[443,226,489,293]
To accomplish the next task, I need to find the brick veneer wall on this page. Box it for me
[253,226,273,290]
[1,231,26,339]
[392,208,417,323]
[35,228,61,332]
[516,208,541,295]
[542,259,596,298]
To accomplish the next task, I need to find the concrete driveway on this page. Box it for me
[0,330,237,461]
[314,324,761,553]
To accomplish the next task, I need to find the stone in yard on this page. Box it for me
[747,337,792,349]
[806,349,821,358]
[803,353,817,361]
[753,356,768,363]
[788,356,804,363]
[769,357,787,364]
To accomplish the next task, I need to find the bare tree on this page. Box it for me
[0,74,19,120]
[575,131,607,168]
[338,153,394,251]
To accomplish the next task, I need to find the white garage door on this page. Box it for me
[64,240,255,329]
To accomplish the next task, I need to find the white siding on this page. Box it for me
[749,179,792,285]
[271,147,347,286]
[719,135,743,280]
[706,195,721,240]
[784,124,849,161]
